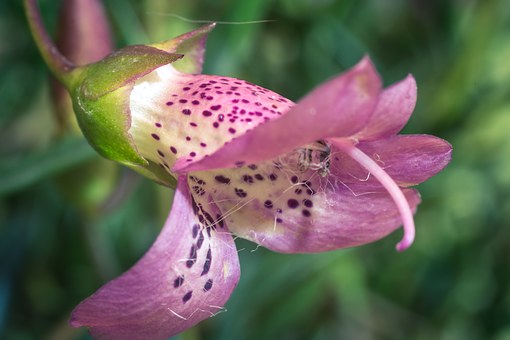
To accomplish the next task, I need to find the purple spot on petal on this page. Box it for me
[170,146,177,154]
[215,175,231,184]
[151,133,160,140]
[202,110,212,117]
[157,150,165,157]
[203,279,213,292]
[276,218,283,223]
[182,109,191,115]
[291,176,299,184]
[213,122,219,128]
[218,114,224,122]
[201,248,212,276]
[192,224,199,238]
[182,291,192,303]
[197,231,204,249]
[186,245,197,268]
[179,99,188,103]
[166,101,174,106]
[264,200,273,209]
[211,105,221,111]
[287,199,299,209]
[269,173,278,181]
[190,122,198,127]
[254,174,264,181]
[192,100,200,105]
[302,209,311,217]
[235,188,247,198]
[155,122,162,128]
[303,199,313,208]
[248,164,258,170]
[242,175,254,184]
[174,275,184,288]
[229,128,236,134]
[200,142,207,147]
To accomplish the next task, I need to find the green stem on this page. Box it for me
[24,0,75,89]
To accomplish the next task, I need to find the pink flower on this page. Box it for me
[67,25,452,339]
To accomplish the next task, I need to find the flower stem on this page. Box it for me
[24,0,75,89]
[332,138,415,251]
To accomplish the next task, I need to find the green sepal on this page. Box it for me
[77,45,183,99]
[68,45,183,167]
[128,160,178,189]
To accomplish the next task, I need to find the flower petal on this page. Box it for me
[187,158,420,253]
[150,23,216,74]
[356,74,417,140]
[329,135,452,188]
[70,177,240,340]
[176,56,382,173]
[129,65,292,179]
[233,187,421,253]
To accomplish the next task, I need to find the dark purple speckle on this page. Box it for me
[287,199,299,209]
[182,291,192,303]
[303,199,313,208]
[215,175,231,184]
[174,275,184,288]
[203,279,213,292]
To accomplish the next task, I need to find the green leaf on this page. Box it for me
[0,137,98,196]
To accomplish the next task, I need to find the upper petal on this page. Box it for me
[70,177,240,339]
[356,74,417,140]
[176,56,382,173]
[150,23,216,74]
[129,65,293,182]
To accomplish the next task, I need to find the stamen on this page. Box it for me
[332,138,415,251]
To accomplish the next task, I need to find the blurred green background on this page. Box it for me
[1,0,509,339]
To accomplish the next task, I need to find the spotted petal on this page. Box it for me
[176,57,382,173]
[70,177,240,339]
[187,158,421,253]
[129,64,293,179]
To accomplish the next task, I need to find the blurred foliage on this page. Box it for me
[1,0,510,339]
